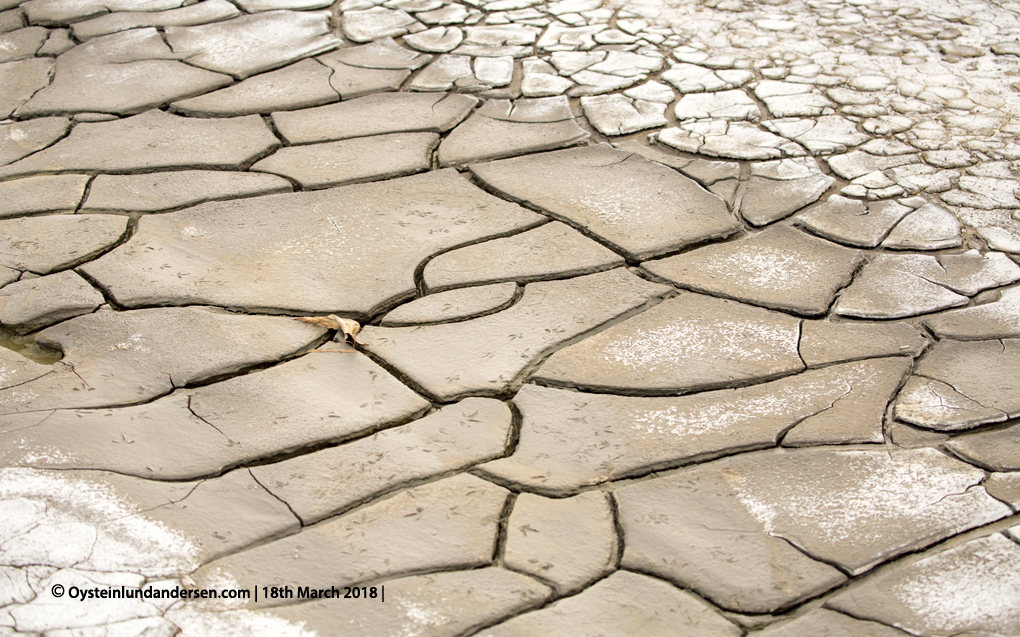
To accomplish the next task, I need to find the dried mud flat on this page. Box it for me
[2,0,1020,634]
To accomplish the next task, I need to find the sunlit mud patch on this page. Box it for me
[893,535,1020,634]
[727,448,1011,574]
[0,469,193,632]
[0,468,316,635]
[830,533,1020,636]
[0,468,197,576]
[4,569,168,633]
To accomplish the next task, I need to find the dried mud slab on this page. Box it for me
[0,350,430,479]
[0,111,279,178]
[16,29,233,116]
[250,133,438,189]
[645,225,863,316]
[828,533,1020,637]
[946,422,1020,471]
[81,170,544,316]
[169,568,550,637]
[250,398,512,523]
[483,359,909,492]
[271,92,477,143]
[423,221,624,290]
[0,214,128,274]
[438,97,589,166]
[0,307,325,414]
[799,320,928,367]
[171,58,338,116]
[0,174,91,218]
[0,119,70,170]
[190,474,509,606]
[535,292,804,394]
[836,251,1020,319]
[894,339,1020,430]
[751,609,910,636]
[925,286,1020,339]
[81,171,292,213]
[471,144,739,260]
[0,270,104,331]
[359,269,670,400]
[164,10,341,79]
[503,491,616,594]
[381,283,518,326]
[616,447,1009,613]
[0,467,297,577]
[479,571,741,637]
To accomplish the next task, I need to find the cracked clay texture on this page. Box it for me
[2,0,1020,634]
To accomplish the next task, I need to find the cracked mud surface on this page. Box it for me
[2,0,1020,634]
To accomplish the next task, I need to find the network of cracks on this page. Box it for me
[1,0,1020,634]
